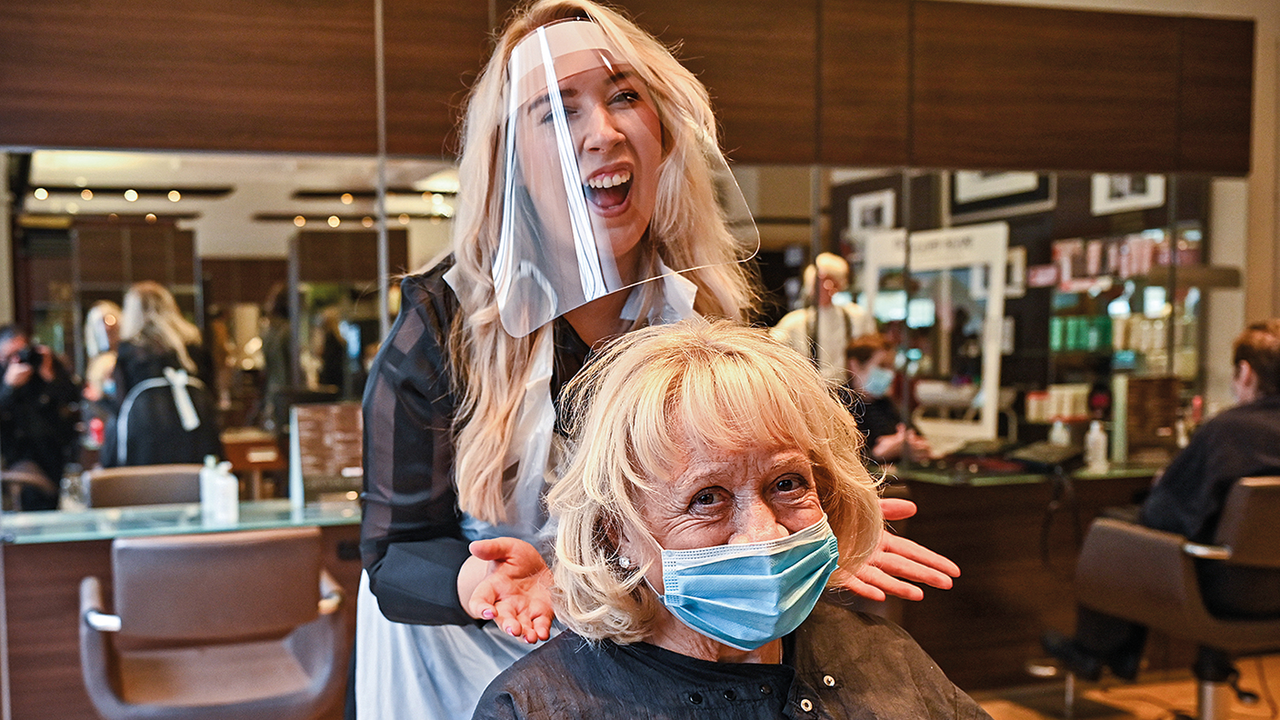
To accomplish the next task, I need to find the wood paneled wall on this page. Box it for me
[0,0,1255,174]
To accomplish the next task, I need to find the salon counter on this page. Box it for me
[886,463,1178,691]
[0,500,363,720]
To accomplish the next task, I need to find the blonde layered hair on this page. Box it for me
[119,281,202,373]
[547,319,883,644]
[449,0,758,523]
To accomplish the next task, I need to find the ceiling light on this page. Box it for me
[124,189,138,201]
[33,188,48,200]
[398,214,410,225]
[362,217,373,228]
[341,193,354,205]
[81,189,93,200]
[66,202,80,214]
[294,216,306,227]
[328,215,340,228]
[74,176,87,188]
[168,190,181,202]
[145,213,157,223]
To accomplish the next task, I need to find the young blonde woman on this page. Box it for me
[356,1,959,717]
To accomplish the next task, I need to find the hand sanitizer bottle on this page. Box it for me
[1048,419,1070,446]
[214,461,240,526]
[1085,420,1109,473]
[200,455,220,525]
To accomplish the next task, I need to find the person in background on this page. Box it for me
[0,325,80,510]
[844,332,933,464]
[355,1,959,717]
[313,306,347,393]
[81,301,122,449]
[474,319,988,719]
[82,300,121,404]
[100,281,220,467]
[771,252,875,384]
[1044,318,1280,681]
[258,282,292,434]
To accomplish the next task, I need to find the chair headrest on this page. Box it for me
[111,527,323,643]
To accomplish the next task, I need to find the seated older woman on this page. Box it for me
[474,319,989,719]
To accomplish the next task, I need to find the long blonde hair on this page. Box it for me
[450,0,759,523]
[548,319,883,643]
[119,281,202,373]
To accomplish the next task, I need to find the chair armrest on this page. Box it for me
[1074,517,1209,635]
[80,576,131,717]
[81,575,122,632]
[318,569,344,616]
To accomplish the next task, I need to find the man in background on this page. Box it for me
[771,252,875,384]
[0,325,80,510]
[1044,318,1280,680]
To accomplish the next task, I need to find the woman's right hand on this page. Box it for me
[458,537,555,644]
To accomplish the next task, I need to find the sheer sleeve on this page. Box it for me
[360,262,475,625]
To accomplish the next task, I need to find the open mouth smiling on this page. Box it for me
[584,170,632,212]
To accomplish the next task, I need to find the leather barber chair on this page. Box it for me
[1072,476,1280,720]
[80,527,349,720]
[82,463,203,507]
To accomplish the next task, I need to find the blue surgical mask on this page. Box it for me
[861,366,894,398]
[654,516,840,651]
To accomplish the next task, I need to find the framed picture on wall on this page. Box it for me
[849,189,896,232]
[1090,174,1166,215]
[947,172,1056,224]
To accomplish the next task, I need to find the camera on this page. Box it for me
[15,345,41,366]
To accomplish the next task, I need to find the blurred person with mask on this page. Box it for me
[0,325,81,510]
[771,252,874,384]
[843,332,932,464]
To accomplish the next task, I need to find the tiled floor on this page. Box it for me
[976,654,1280,720]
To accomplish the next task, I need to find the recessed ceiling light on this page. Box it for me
[168,190,181,202]
[294,216,306,227]
[328,215,340,228]
[124,189,138,202]
[81,189,93,200]
[33,188,48,200]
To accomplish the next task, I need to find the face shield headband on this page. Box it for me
[491,18,759,337]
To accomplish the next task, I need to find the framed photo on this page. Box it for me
[947,172,1056,224]
[849,189,895,232]
[971,245,1027,299]
[1091,174,1166,216]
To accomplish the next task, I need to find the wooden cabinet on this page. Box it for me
[0,1,1256,172]
[820,0,911,166]
[913,2,1182,172]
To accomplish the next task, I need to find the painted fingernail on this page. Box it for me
[505,626,515,635]
[481,609,495,620]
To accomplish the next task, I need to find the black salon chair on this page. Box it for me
[79,527,349,720]
[1071,476,1280,720]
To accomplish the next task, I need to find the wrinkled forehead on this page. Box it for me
[508,20,623,112]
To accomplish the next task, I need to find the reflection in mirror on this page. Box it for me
[8,149,455,480]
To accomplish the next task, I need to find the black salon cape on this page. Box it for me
[473,602,992,720]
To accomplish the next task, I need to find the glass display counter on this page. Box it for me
[0,498,359,545]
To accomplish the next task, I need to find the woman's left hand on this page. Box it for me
[842,498,960,602]
[464,537,555,644]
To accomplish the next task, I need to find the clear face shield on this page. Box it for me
[493,19,758,337]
